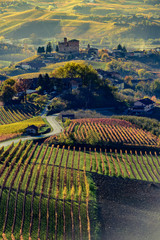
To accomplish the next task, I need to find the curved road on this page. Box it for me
[0,113,63,147]
[0,95,64,147]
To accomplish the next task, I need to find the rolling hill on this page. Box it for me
[0,0,159,49]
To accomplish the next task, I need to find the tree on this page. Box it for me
[150,79,160,97]
[37,74,53,93]
[52,62,99,87]
[99,49,108,58]
[0,84,16,103]
[15,79,31,102]
[117,44,123,51]
[34,95,48,107]
[38,74,44,88]
[56,45,59,52]
[105,59,124,73]
[122,46,127,52]
[44,73,51,91]
[138,69,152,79]
[101,53,109,62]
[124,76,133,87]
[37,46,45,54]
[3,78,15,87]
[46,42,52,54]
[136,80,151,95]
[15,79,31,93]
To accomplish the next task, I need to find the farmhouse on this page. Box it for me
[25,125,38,135]
[130,98,155,114]
[58,38,79,54]
[127,51,145,58]
[20,63,31,70]
[87,44,99,56]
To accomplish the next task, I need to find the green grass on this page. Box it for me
[39,117,53,134]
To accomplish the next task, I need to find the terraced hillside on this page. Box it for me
[0,141,160,239]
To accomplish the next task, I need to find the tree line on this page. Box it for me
[37,42,59,54]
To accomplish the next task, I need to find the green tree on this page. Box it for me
[44,73,52,91]
[124,76,133,87]
[56,45,59,52]
[38,74,44,85]
[150,79,160,97]
[52,62,99,87]
[37,46,45,54]
[138,69,152,79]
[122,46,127,52]
[136,80,151,94]
[46,42,52,54]
[0,84,16,103]
[117,44,123,51]
[3,78,15,87]
[106,59,123,73]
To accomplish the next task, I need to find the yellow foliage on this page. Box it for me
[63,186,67,199]
[0,117,45,136]
[71,185,75,199]
[78,185,82,197]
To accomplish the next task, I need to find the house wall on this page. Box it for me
[21,64,31,70]
[144,104,154,112]
[134,101,144,107]
[58,40,79,53]
[26,128,37,134]
[134,101,154,112]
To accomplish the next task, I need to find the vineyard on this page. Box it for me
[60,118,159,147]
[0,103,41,125]
[0,141,160,239]
[0,116,45,143]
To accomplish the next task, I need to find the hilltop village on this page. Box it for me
[15,37,160,72]
[0,37,155,117]
[0,37,160,136]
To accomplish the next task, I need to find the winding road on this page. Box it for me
[0,99,63,147]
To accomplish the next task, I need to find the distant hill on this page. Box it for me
[0,0,159,48]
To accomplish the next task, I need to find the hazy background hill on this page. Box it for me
[0,0,159,50]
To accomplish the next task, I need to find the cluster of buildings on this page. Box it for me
[112,48,160,59]
[57,37,160,59]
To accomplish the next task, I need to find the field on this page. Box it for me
[57,118,159,147]
[6,59,107,79]
[0,103,41,125]
[0,103,46,142]
[0,116,45,142]
[0,140,160,239]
